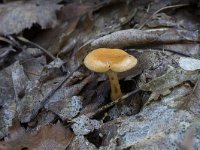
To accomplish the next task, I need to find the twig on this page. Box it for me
[17,36,56,60]
[67,88,141,125]
[153,47,191,57]
[0,36,14,45]
[128,47,191,57]
[0,35,23,51]
[138,4,190,29]
[192,77,200,92]
[40,65,81,108]
[190,76,200,101]
[24,71,41,76]
[8,35,21,48]
[0,47,16,58]
[87,88,141,118]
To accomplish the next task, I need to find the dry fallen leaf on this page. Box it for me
[17,78,60,123]
[142,68,199,104]
[57,2,92,21]
[71,115,100,136]
[45,75,93,121]
[179,57,200,71]
[90,28,199,49]
[0,0,61,35]
[22,55,46,82]
[0,121,74,150]
[68,135,97,150]
[0,64,16,139]
[12,61,29,98]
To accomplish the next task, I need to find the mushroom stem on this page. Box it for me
[107,70,122,101]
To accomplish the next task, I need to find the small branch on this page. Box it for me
[40,65,81,108]
[128,47,192,57]
[87,88,141,118]
[0,36,14,45]
[67,88,141,125]
[152,47,191,57]
[8,36,21,48]
[17,36,56,60]
[0,35,22,50]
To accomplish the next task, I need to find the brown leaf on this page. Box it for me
[57,3,91,21]
[0,0,61,35]
[0,121,74,150]
[34,18,79,56]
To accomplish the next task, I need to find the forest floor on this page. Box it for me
[0,0,200,149]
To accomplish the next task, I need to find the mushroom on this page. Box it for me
[84,48,137,101]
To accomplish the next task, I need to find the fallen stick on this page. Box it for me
[17,36,56,60]
[86,88,141,118]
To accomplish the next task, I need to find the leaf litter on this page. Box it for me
[0,0,61,35]
[0,121,74,150]
[0,0,200,149]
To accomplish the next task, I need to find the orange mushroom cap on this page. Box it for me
[84,48,137,72]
